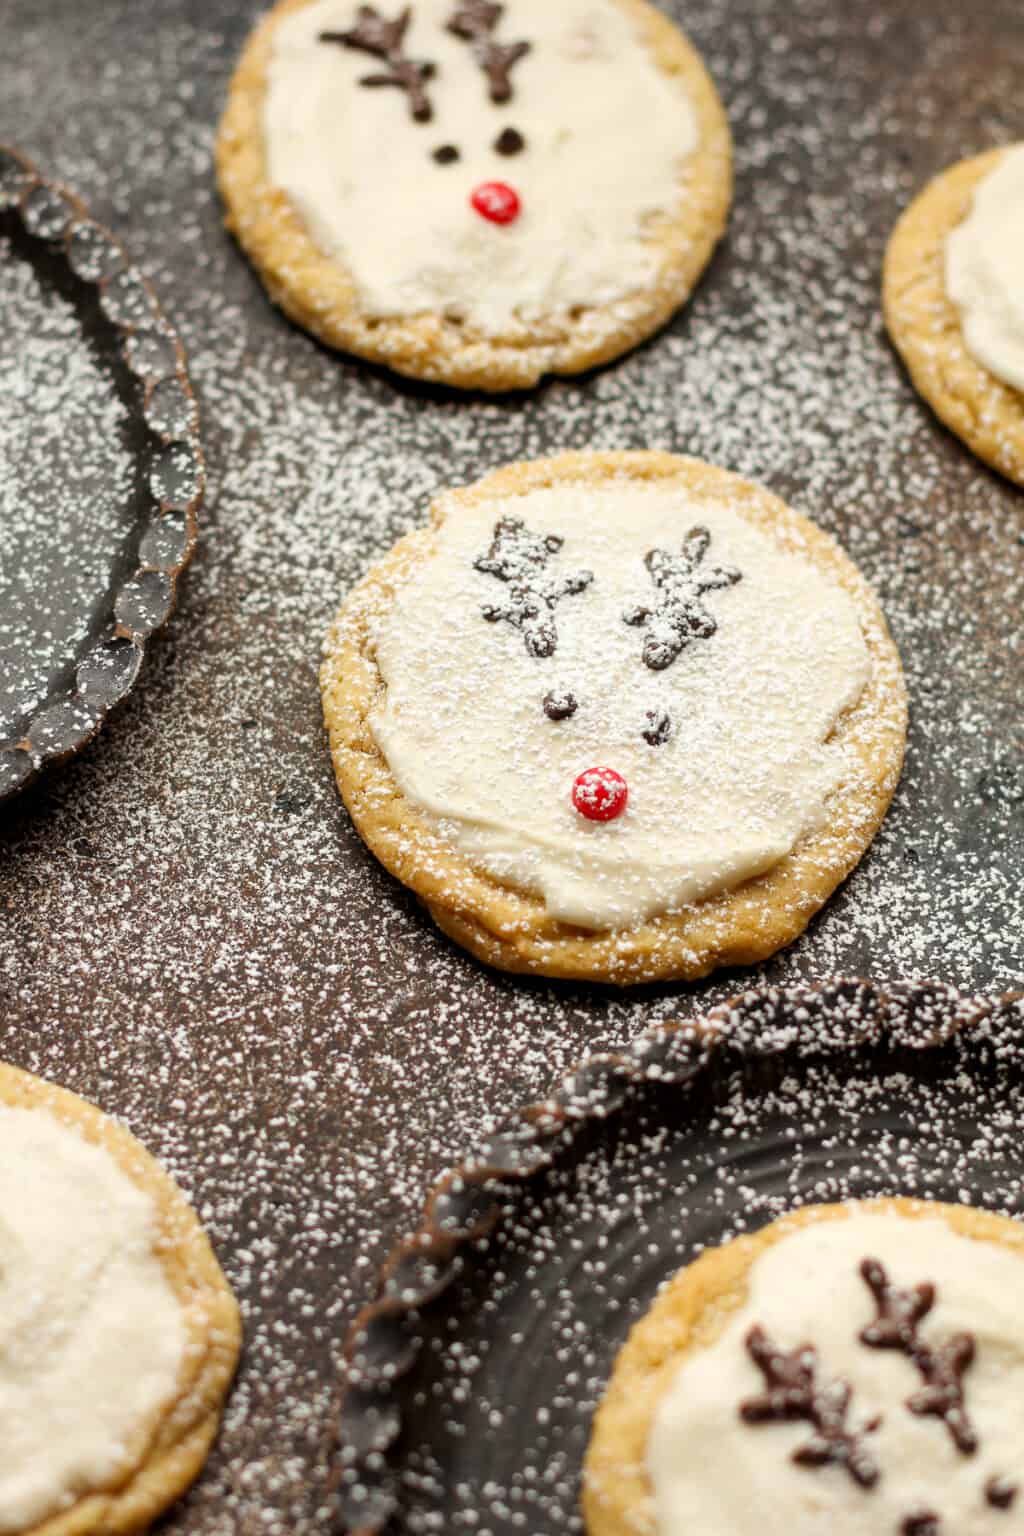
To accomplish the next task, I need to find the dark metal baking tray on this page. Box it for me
[0,147,203,800]
[335,981,1023,1534]
[0,2,1021,1534]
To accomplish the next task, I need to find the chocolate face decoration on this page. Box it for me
[322,6,437,121]
[906,1335,978,1455]
[264,0,711,347]
[361,477,876,930]
[859,1258,979,1455]
[473,521,747,743]
[902,1514,941,1536]
[738,1256,1012,1534]
[494,126,525,154]
[543,690,578,721]
[623,525,743,673]
[447,0,531,104]
[987,1477,1018,1511]
[321,2,530,179]
[859,1257,935,1351]
[473,516,593,658]
[642,707,672,746]
[740,1326,881,1489]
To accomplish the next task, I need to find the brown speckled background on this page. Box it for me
[1,1,1022,1531]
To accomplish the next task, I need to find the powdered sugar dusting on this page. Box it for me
[341,993,1024,1533]
[1,0,1022,1530]
[0,239,134,739]
[357,476,890,939]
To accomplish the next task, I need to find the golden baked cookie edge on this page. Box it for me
[214,0,734,390]
[0,1061,242,1536]
[883,146,1024,488]
[581,1196,1024,1536]
[319,449,908,985]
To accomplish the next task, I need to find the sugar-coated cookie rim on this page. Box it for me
[331,981,1020,1536]
[0,1063,241,1536]
[215,0,733,391]
[321,451,907,986]
[883,145,1024,489]
[582,1194,1024,1536]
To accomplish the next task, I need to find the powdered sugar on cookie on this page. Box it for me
[369,481,872,929]
[945,143,1024,394]
[649,1211,1024,1536]
[263,0,700,333]
[0,1106,187,1531]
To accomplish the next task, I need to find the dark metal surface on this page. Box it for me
[1,2,1022,1533]
[337,981,1014,1535]
[0,148,203,800]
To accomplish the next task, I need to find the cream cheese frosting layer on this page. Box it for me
[262,0,699,335]
[0,1107,187,1531]
[648,1212,1024,1535]
[945,144,1024,393]
[369,483,871,930]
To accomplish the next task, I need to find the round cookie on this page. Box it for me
[883,144,1024,487]
[320,451,907,985]
[0,1063,241,1536]
[583,1197,1024,1536]
[215,0,732,391]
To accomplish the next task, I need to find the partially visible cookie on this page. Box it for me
[884,144,1024,486]
[583,1197,1024,1536]
[0,1063,241,1536]
[215,0,732,390]
[321,451,907,985]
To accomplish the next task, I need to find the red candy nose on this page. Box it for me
[471,181,521,225]
[572,768,629,823]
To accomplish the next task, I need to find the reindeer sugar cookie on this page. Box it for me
[884,144,1024,487]
[0,1062,240,1535]
[320,452,907,984]
[583,1199,1024,1536]
[216,0,732,389]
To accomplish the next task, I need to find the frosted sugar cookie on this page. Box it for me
[884,144,1024,487]
[215,0,732,390]
[583,1198,1024,1536]
[0,1063,241,1535]
[320,451,907,984]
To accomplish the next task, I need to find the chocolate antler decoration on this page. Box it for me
[321,6,436,122]
[473,517,592,659]
[740,1326,880,1489]
[858,1258,978,1455]
[907,1334,978,1454]
[860,1258,935,1350]
[623,526,742,672]
[902,1514,941,1536]
[447,1,531,103]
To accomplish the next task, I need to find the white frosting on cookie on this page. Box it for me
[648,1211,1024,1536]
[0,1106,187,1531]
[368,482,871,929]
[263,0,700,334]
[945,144,1024,393]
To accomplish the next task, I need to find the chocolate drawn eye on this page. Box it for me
[642,708,672,746]
[494,127,525,156]
[543,691,578,721]
[432,129,525,164]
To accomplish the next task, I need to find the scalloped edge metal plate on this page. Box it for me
[331,979,1021,1533]
[0,144,204,802]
